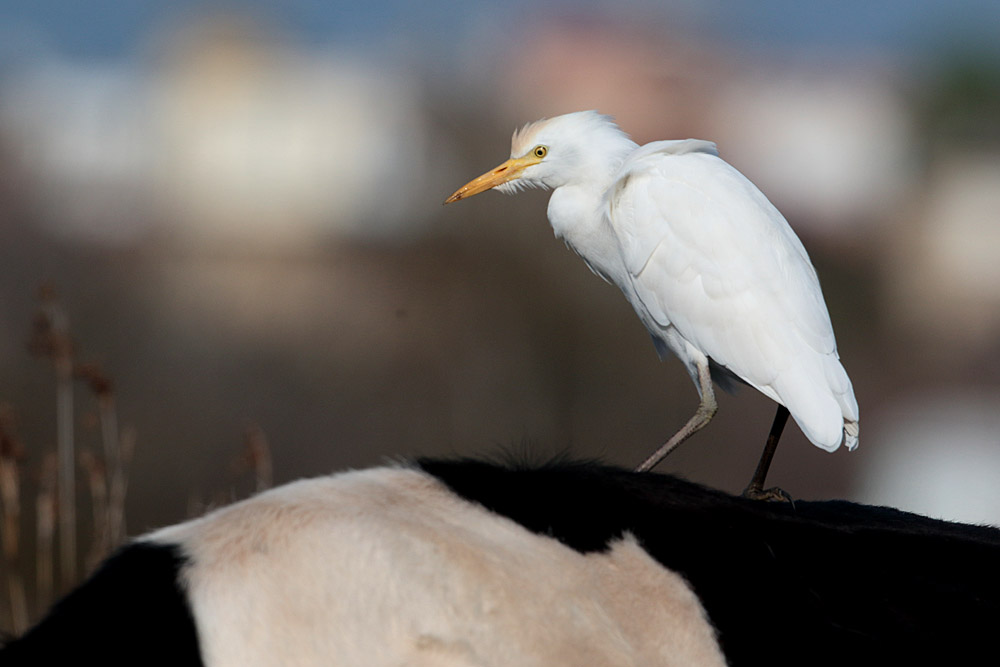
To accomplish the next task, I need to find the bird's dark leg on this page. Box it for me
[635,360,716,472]
[742,405,792,503]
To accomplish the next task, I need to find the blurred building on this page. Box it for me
[0,16,438,249]
[884,153,1000,353]
[490,17,916,239]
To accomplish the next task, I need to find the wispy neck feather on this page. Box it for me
[496,177,546,196]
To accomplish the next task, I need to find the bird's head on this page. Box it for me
[444,111,635,204]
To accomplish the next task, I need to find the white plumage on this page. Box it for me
[446,111,858,489]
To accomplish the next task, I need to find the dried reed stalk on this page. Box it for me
[244,424,273,493]
[0,405,28,633]
[114,426,135,540]
[77,364,128,549]
[36,454,57,612]
[79,449,108,572]
[29,287,77,590]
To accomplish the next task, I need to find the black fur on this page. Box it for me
[417,457,1000,666]
[0,542,203,666]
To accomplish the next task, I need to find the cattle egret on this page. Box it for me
[445,111,858,499]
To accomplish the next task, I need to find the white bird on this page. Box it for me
[445,111,858,499]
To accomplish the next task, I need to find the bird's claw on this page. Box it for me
[742,484,794,506]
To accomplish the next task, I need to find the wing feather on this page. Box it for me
[608,143,856,449]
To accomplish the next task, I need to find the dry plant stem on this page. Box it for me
[0,405,28,632]
[35,294,78,591]
[36,454,57,613]
[55,353,76,590]
[245,425,273,493]
[0,455,28,633]
[102,398,127,548]
[78,363,128,548]
[113,427,136,541]
[80,450,109,571]
[30,289,81,590]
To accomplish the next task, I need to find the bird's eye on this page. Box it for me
[533,145,548,158]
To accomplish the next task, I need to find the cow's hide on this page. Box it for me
[5,458,1000,666]
[0,462,727,666]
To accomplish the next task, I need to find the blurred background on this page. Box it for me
[1,0,999,624]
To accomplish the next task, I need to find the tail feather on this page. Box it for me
[776,359,858,453]
[843,419,859,451]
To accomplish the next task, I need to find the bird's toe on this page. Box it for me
[742,484,794,505]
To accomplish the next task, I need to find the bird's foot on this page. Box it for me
[742,484,794,505]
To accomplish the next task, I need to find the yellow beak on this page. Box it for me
[444,155,539,204]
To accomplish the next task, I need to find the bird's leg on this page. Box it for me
[635,361,717,472]
[742,405,793,503]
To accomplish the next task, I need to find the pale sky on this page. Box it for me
[1,0,998,62]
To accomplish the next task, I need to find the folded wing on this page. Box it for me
[608,141,858,450]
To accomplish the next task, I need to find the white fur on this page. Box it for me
[147,467,725,666]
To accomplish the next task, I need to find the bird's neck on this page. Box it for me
[545,136,636,284]
[547,186,625,285]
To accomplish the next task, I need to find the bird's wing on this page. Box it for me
[608,143,856,448]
